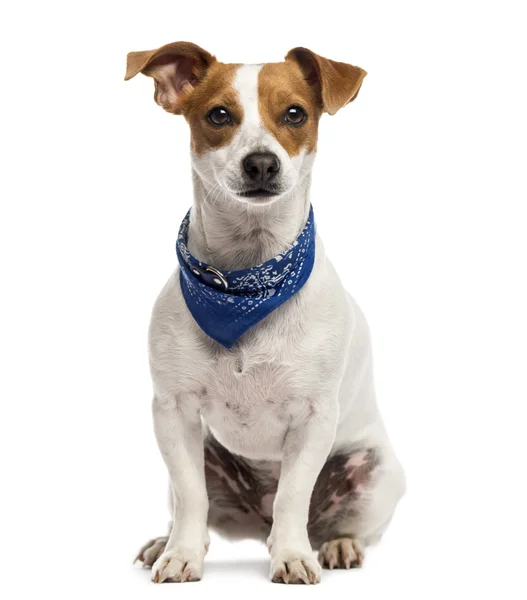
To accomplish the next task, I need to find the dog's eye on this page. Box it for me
[284,105,307,126]
[207,106,232,126]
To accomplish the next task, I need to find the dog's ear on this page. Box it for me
[125,41,215,114]
[285,47,367,116]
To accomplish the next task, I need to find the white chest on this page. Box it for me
[199,350,311,460]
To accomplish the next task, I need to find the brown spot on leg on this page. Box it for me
[308,447,380,547]
[205,434,279,539]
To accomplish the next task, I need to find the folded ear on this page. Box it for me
[125,41,215,114]
[285,47,367,116]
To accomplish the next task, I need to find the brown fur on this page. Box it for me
[285,47,367,115]
[258,61,322,156]
[182,62,242,155]
[125,42,216,115]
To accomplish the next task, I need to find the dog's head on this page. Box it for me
[125,42,366,206]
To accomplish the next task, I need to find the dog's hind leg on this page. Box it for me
[308,445,405,569]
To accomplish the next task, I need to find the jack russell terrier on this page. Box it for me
[126,41,405,585]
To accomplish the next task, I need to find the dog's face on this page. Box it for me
[126,43,366,206]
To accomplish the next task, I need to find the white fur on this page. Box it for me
[145,63,405,584]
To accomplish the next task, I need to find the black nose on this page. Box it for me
[243,152,280,184]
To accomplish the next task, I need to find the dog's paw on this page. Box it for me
[318,537,364,570]
[151,548,204,583]
[270,549,321,584]
[134,536,168,568]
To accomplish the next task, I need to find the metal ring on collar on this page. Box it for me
[205,266,229,290]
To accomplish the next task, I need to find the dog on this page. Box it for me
[126,41,405,584]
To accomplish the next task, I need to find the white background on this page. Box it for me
[1,1,526,598]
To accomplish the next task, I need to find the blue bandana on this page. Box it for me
[176,205,316,348]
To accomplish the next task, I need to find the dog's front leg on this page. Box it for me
[150,394,209,583]
[268,403,338,584]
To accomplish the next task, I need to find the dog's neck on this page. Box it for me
[187,172,312,271]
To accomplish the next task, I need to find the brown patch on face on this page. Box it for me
[258,61,322,156]
[181,62,242,155]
